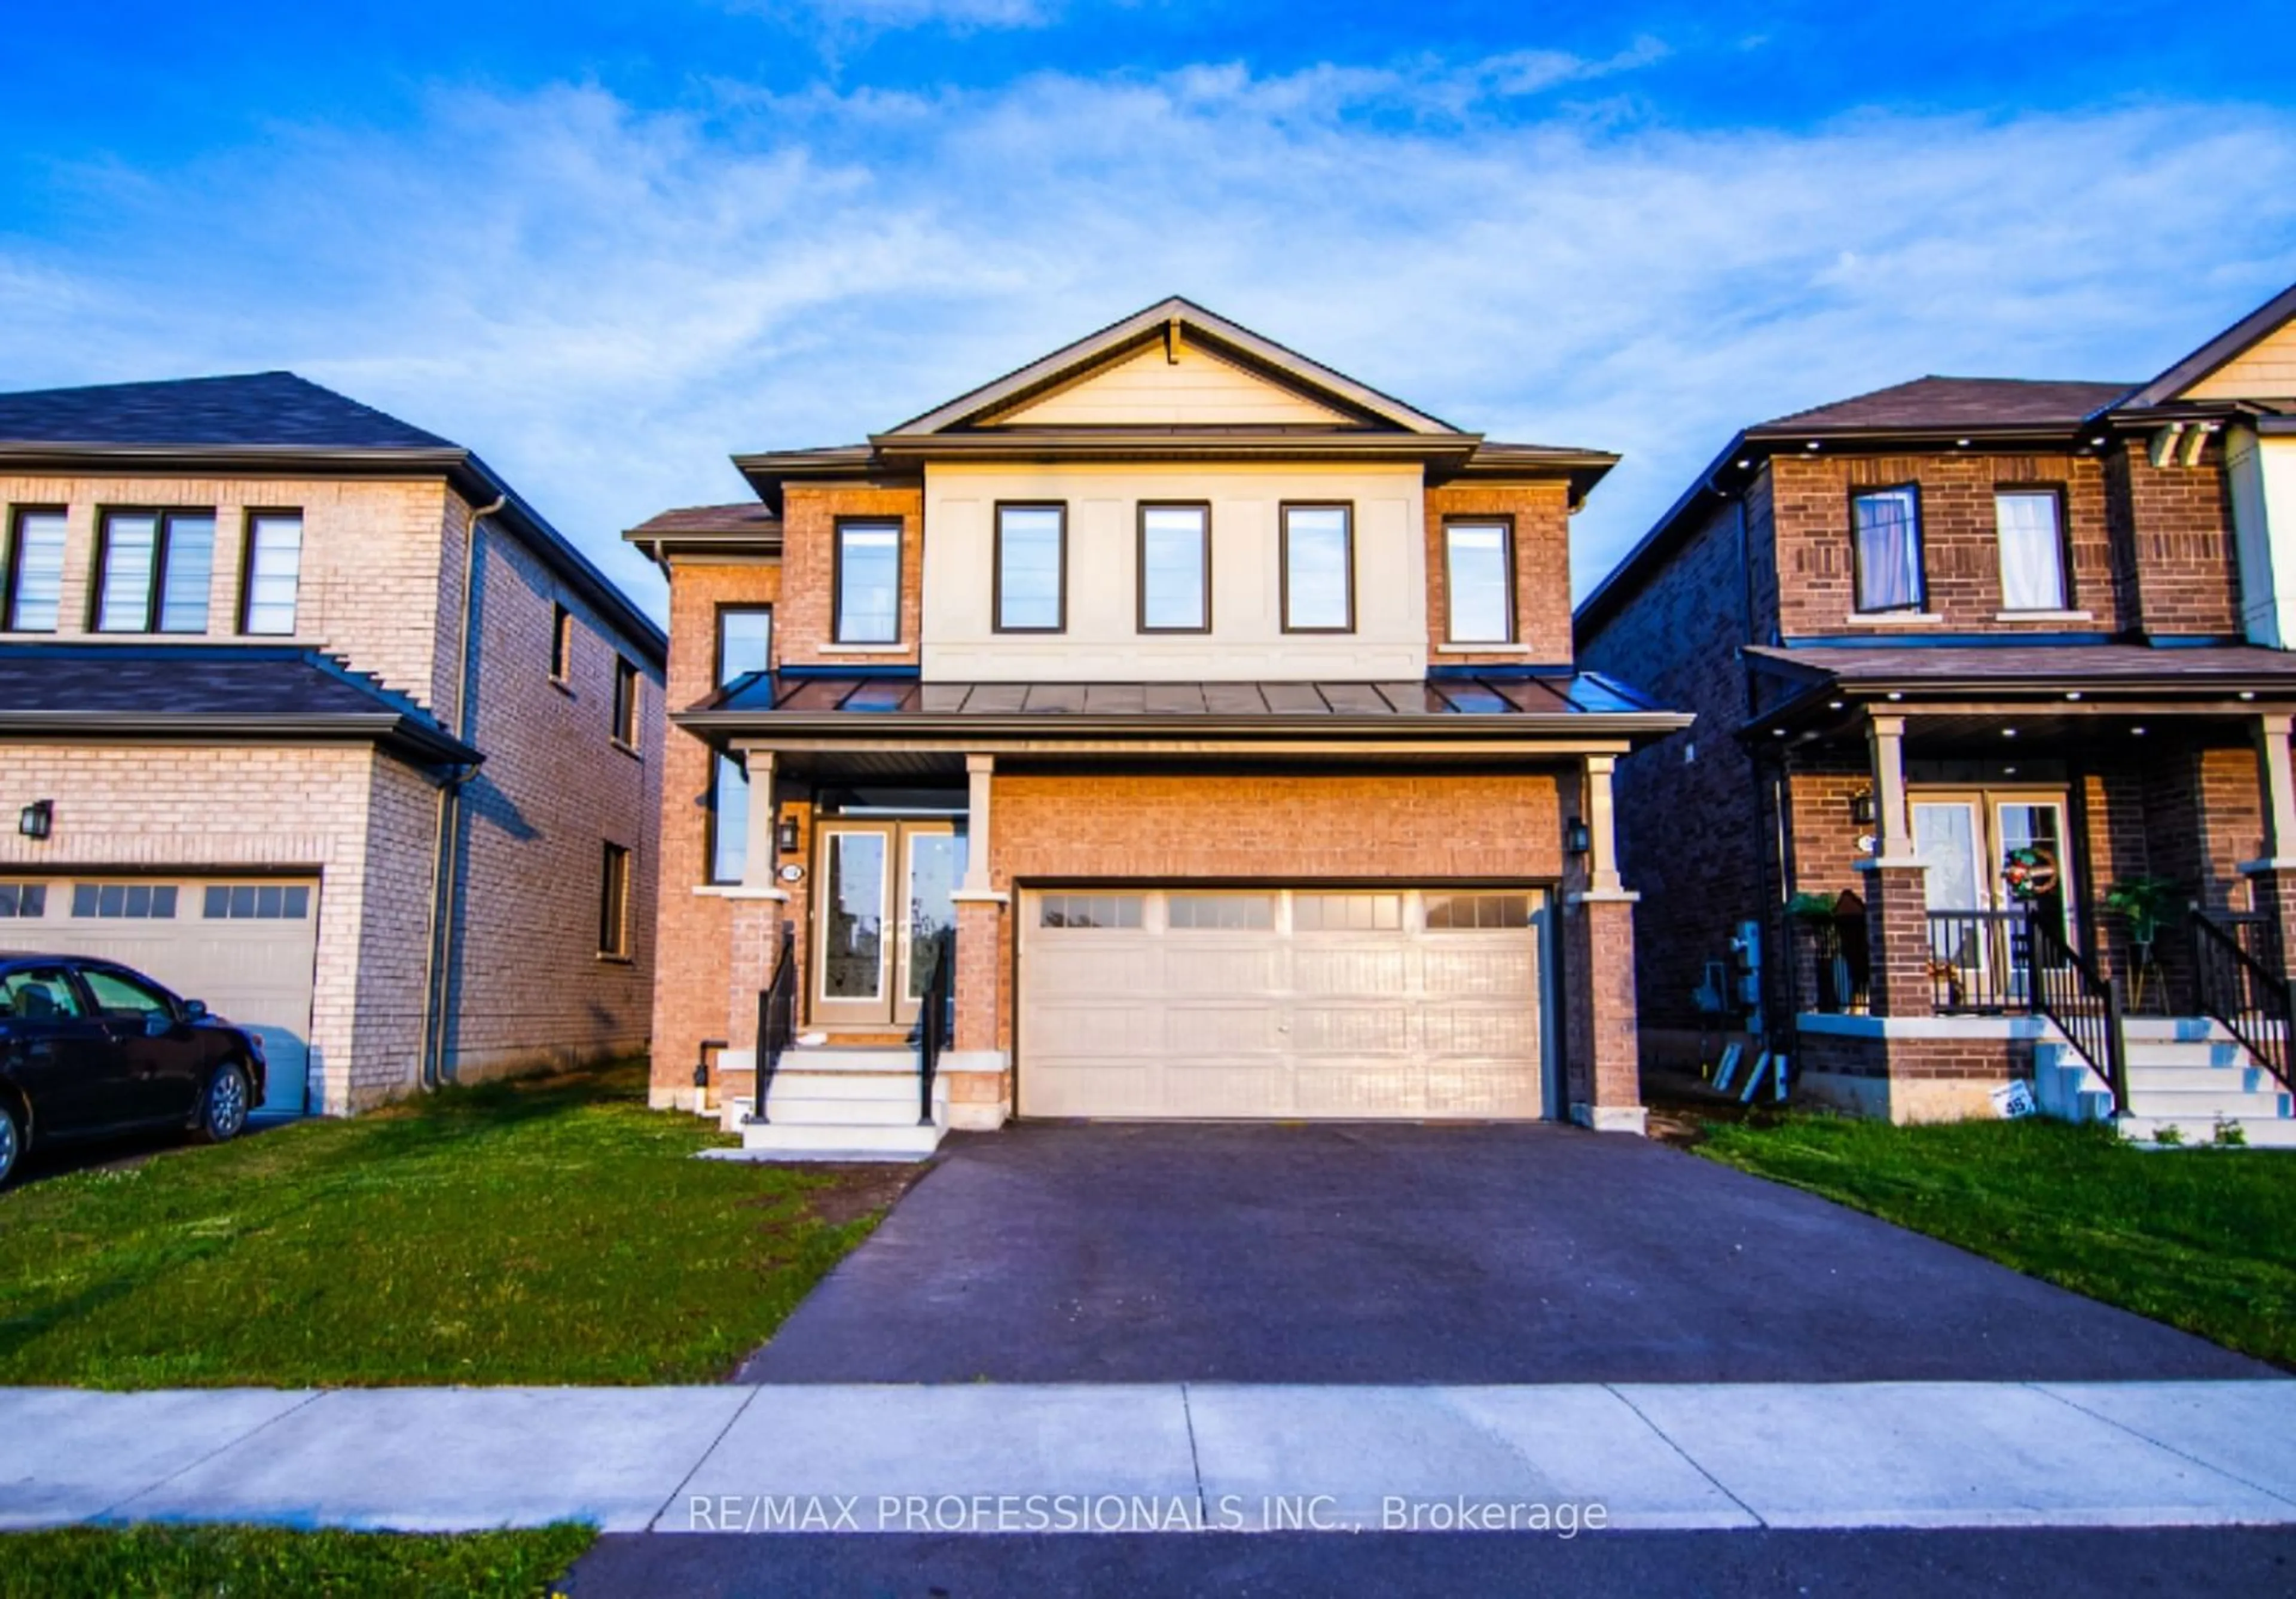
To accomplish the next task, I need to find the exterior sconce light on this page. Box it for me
[1849,791,1877,828]
[776,814,800,855]
[1563,818,1592,856]
[18,800,51,840]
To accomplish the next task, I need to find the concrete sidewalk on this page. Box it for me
[4,1381,2294,1536]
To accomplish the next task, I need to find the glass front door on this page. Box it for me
[1911,791,2072,1011]
[813,820,965,1027]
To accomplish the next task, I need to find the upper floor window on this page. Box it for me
[995,503,1066,632]
[1281,503,1354,633]
[835,521,902,645]
[240,512,303,636]
[1444,520,1515,644]
[1138,503,1210,632]
[549,602,573,681]
[97,509,213,633]
[1995,490,2069,612]
[4,508,67,633]
[612,656,640,747]
[1851,487,1923,614]
[717,606,772,686]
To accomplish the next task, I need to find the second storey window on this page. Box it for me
[1281,503,1354,632]
[717,606,772,684]
[241,512,304,636]
[1995,490,2069,612]
[612,656,640,747]
[1851,487,1923,614]
[5,508,67,633]
[995,503,1066,632]
[97,509,215,633]
[835,521,902,644]
[1139,503,1210,631]
[1444,520,1515,644]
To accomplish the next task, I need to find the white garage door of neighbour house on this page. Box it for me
[1018,887,1555,1120]
[0,877,320,1115]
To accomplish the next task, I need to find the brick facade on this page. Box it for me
[776,485,925,667]
[0,469,665,1112]
[2106,440,2243,638]
[1422,481,1573,664]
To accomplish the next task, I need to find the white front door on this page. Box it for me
[813,821,964,1028]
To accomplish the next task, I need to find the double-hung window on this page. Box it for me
[1138,503,1210,631]
[1851,487,1924,614]
[1443,520,1515,644]
[4,508,67,632]
[1995,489,2069,612]
[599,843,632,959]
[611,657,640,747]
[549,603,573,681]
[1281,503,1353,632]
[240,512,303,635]
[709,607,774,885]
[97,509,215,633]
[834,521,902,645]
[994,503,1066,632]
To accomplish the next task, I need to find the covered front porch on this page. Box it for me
[1745,643,2296,1130]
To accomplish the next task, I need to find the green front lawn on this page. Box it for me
[1699,1114,2296,1368]
[0,1060,917,1387]
[0,1523,594,1599]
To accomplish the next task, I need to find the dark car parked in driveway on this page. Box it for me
[0,954,266,1187]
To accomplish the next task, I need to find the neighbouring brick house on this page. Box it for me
[630,299,1687,1155]
[0,373,666,1114]
[1577,282,2296,1140]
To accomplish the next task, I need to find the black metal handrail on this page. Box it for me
[751,920,797,1125]
[2192,910,2296,1097]
[910,933,954,1127]
[1924,909,2031,1014]
[2023,914,2129,1116]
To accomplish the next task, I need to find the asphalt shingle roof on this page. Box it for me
[0,372,454,451]
[1756,377,2137,435]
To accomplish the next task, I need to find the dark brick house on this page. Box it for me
[1576,283,2296,1141]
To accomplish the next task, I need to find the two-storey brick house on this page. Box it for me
[0,373,666,1114]
[1577,283,2296,1139]
[632,300,1687,1155]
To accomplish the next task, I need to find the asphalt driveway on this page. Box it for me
[737,1123,2273,1385]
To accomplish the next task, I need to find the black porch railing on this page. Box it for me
[1923,910,2035,1015]
[2192,910,2296,1098]
[749,920,797,1125]
[2023,914,2130,1116]
[909,932,955,1127]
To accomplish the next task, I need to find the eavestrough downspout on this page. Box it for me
[417,493,505,1090]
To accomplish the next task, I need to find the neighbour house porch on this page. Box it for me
[1746,644,2296,1136]
[673,670,1688,1158]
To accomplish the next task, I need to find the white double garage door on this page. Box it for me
[0,875,319,1115]
[1018,886,1556,1121]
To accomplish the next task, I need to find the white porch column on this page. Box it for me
[959,753,997,896]
[1584,755,1625,897]
[740,747,780,891]
[1866,713,1918,864]
[2254,713,2296,866]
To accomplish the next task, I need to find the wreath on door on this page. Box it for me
[2001,846,2059,902]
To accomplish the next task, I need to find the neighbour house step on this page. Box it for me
[2126,1087,2294,1120]
[2117,1115,2296,1149]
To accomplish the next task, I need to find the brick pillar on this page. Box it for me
[725,901,788,1052]
[1858,863,1934,1019]
[954,898,1003,1054]
[945,753,1011,1130]
[1565,895,1645,1133]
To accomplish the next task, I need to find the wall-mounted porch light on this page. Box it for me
[1564,817,1593,856]
[1848,791,1877,827]
[17,800,51,840]
[776,813,801,855]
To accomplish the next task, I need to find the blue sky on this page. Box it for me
[5,2,2295,621]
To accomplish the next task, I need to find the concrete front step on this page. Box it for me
[735,1118,946,1159]
[2126,1064,2280,1094]
[2126,1088,2294,1120]
[774,1047,919,1073]
[2119,1115,2296,1149]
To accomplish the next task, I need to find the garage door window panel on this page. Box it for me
[1167,893,1272,930]
[72,884,178,919]
[1292,893,1401,932]
[204,884,310,920]
[0,883,47,918]
[1037,893,1142,930]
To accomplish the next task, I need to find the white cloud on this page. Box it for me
[3,60,2294,621]
[728,0,1051,36]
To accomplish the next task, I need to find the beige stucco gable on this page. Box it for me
[2182,315,2296,401]
[988,338,1354,427]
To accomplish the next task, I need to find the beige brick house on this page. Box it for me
[630,300,1686,1156]
[0,373,665,1113]
[1576,281,2296,1141]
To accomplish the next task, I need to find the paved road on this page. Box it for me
[563,1526,2296,1598]
[738,1122,2271,1384]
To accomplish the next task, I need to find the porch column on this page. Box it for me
[948,753,1012,1130]
[1856,713,1934,1018]
[1565,755,1646,1134]
[2240,713,2296,974]
[726,746,792,1067]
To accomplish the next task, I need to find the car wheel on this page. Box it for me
[0,1100,20,1188]
[199,1062,252,1145]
